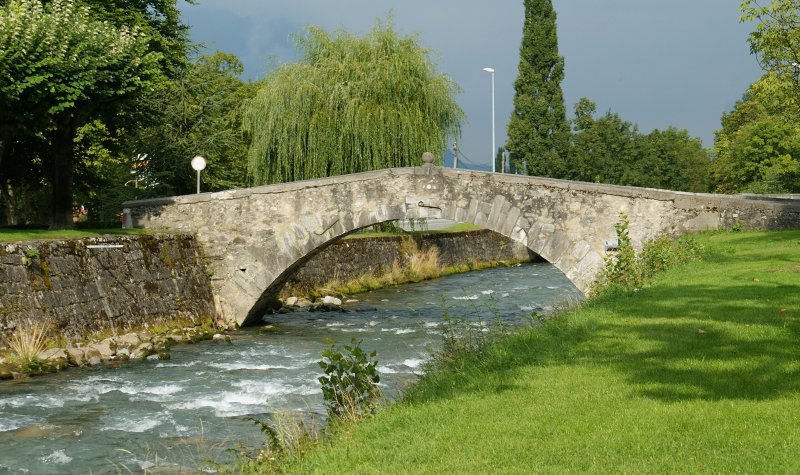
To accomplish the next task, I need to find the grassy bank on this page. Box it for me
[347,222,482,239]
[258,230,800,473]
[0,227,151,243]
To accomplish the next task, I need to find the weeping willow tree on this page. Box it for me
[243,21,464,184]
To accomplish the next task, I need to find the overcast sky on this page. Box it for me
[180,1,762,171]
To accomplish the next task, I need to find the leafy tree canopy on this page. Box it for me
[244,20,464,185]
[712,76,800,193]
[741,0,800,102]
[0,0,194,76]
[0,0,163,227]
[566,98,710,192]
[708,1,800,194]
[131,51,255,197]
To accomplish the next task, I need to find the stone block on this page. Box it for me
[66,348,86,366]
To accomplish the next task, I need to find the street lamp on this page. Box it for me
[483,67,495,173]
[191,155,206,194]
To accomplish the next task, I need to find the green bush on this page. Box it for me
[318,339,381,421]
[594,215,705,296]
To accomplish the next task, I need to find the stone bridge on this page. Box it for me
[123,165,800,326]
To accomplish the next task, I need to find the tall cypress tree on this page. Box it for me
[506,0,569,177]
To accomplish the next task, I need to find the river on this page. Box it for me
[0,262,580,473]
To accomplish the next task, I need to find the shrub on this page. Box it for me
[242,412,321,464]
[2,319,49,373]
[594,215,641,294]
[318,339,381,422]
[593,215,705,296]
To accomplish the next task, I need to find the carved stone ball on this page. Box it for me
[421,152,435,166]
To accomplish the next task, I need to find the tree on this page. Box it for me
[566,98,711,191]
[506,0,570,178]
[0,0,162,228]
[130,51,255,197]
[495,147,508,173]
[741,0,800,102]
[637,128,710,192]
[712,84,800,193]
[0,0,195,77]
[567,98,643,184]
[707,2,800,194]
[243,20,464,185]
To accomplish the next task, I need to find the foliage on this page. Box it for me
[318,338,381,421]
[238,412,320,468]
[710,2,800,194]
[506,0,570,178]
[12,0,196,78]
[636,127,711,192]
[0,0,163,227]
[566,98,711,191]
[740,0,800,100]
[594,214,640,293]
[711,77,800,193]
[637,233,705,281]
[567,98,643,184]
[593,214,705,296]
[130,51,255,196]
[244,20,463,184]
[2,319,49,373]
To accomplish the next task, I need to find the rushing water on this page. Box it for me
[0,263,580,473]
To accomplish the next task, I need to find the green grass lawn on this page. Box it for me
[0,228,152,243]
[261,230,800,473]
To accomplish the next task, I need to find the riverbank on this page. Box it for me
[281,231,535,299]
[0,233,219,378]
[0,228,534,378]
[257,230,800,473]
[0,260,578,473]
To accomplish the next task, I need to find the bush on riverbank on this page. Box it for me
[0,319,55,377]
[248,229,800,473]
[592,214,705,296]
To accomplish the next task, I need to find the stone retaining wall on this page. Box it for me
[0,234,216,344]
[287,229,537,289]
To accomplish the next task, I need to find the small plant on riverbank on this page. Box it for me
[593,215,705,296]
[404,240,440,281]
[1,320,49,373]
[319,339,381,422]
[238,412,321,467]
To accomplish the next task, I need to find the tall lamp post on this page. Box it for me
[483,67,495,173]
[191,155,206,194]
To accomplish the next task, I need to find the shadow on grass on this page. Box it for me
[595,281,800,402]
[405,231,800,405]
[408,279,800,405]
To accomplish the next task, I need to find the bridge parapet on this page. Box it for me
[124,167,800,326]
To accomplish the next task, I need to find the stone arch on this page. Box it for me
[124,166,800,326]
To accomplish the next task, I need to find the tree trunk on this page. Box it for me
[0,127,7,170]
[1,180,17,226]
[49,126,76,229]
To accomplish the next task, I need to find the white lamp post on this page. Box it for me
[190,155,206,194]
[483,67,496,173]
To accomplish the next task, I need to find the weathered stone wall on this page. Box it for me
[289,229,537,288]
[0,234,216,343]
